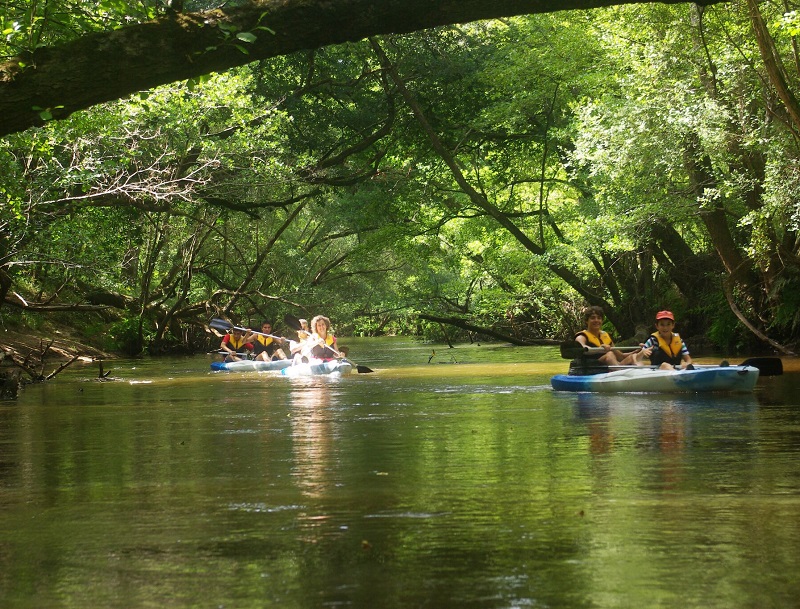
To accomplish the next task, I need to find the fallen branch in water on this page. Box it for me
[45,355,80,381]
[417,314,559,346]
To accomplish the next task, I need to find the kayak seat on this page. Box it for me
[568,358,610,376]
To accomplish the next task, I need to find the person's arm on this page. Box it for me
[638,337,655,361]
[680,342,693,368]
[329,335,341,358]
[220,335,234,354]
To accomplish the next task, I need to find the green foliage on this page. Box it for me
[3,2,800,352]
[0,1,158,57]
[106,317,152,354]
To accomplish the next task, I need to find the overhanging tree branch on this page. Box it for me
[418,313,558,345]
[0,0,723,138]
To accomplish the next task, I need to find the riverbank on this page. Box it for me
[1,327,111,361]
[1,326,113,398]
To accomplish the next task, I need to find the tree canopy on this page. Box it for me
[2,0,800,365]
[1,0,721,137]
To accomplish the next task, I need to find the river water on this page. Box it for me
[1,338,799,608]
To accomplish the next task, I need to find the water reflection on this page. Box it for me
[569,392,762,494]
[2,346,799,609]
[289,381,336,499]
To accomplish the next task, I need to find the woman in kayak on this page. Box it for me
[575,306,643,366]
[307,315,341,361]
[639,310,694,370]
[289,315,341,363]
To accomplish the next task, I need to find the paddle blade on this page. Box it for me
[740,357,783,376]
[283,314,302,331]
[209,318,234,333]
[559,340,586,359]
[356,365,374,374]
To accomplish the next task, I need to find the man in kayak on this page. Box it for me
[219,327,254,362]
[639,310,694,370]
[574,306,643,366]
[247,320,288,362]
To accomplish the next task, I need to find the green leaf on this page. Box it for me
[236,32,257,43]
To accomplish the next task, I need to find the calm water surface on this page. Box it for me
[1,338,799,608]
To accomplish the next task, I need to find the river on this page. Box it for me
[1,338,799,608]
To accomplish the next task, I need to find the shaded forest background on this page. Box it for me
[2,0,800,367]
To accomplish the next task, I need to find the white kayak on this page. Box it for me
[280,359,354,377]
[551,364,760,393]
[211,359,292,372]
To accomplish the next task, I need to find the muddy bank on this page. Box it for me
[1,328,111,361]
[1,328,113,399]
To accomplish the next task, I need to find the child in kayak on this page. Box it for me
[640,310,694,370]
[575,306,643,366]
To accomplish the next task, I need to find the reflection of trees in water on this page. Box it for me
[289,382,335,499]
[575,394,758,490]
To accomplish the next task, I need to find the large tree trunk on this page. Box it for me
[683,133,754,286]
[0,0,722,138]
[650,221,714,300]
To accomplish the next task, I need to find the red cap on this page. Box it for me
[655,310,674,321]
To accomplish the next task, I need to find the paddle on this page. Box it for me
[210,318,286,342]
[736,357,783,376]
[283,314,308,336]
[283,314,374,373]
[559,340,641,359]
[678,359,782,376]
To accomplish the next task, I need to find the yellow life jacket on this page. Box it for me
[576,329,612,347]
[227,334,246,350]
[309,333,334,346]
[651,332,683,359]
[309,333,335,359]
[256,335,274,347]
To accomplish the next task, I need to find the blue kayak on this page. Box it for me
[211,359,292,372]
[551,365,759,393]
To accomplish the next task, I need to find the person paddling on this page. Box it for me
[640,310,694,370]
[220,327,254,362]
[246,320,288,362]
[306,315,340,361]
[574,306,642,366]
[290,314,340,363]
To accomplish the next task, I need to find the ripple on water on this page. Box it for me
[227,503,305,513]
